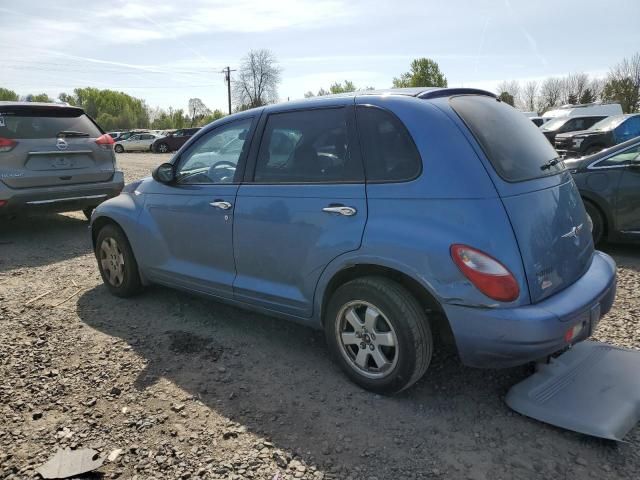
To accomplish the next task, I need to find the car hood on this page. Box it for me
[556,130,605,140]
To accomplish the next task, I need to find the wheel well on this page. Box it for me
[321,264,455,345]
[582,197,608,237]
[91,216,120,249]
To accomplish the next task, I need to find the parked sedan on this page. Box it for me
[90,88,616,394]
[568,136,640,244]
[152,127,200,153]
[114,133,159,153]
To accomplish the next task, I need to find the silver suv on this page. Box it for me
[0,102,124,218]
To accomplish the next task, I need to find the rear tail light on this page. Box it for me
[95,134,115,149]
[0,200,7,207]
[0,137,17,152]
[450,244,520,302]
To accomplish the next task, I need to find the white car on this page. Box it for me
[114,133,160,153]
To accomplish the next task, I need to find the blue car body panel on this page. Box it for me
[91,88,617,368]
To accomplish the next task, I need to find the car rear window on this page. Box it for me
[0,107,102,139]
[450,95,564,182]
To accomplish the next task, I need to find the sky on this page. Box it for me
[1,0,639,113]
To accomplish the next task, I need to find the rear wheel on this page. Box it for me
[157,143,169,153]
[324,277,433,394]
[95,224,142,297]
[114,144,124,153]
[584,200,605,245]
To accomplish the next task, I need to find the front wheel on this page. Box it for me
[95,224,142,297]
[324,277,433,394]
[114,144,124,153]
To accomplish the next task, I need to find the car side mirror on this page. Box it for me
[152,162,175,183]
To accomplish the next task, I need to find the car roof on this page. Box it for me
[0,101,80,109]
[257,87,496,114]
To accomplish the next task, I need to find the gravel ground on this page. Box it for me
[1,152,639,479]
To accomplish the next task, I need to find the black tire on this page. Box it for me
[114,144,124,153]
[584,200,605,245]
[82,207,95,220]
[157,143,169,153]
[95,223,142,297]
[324,276,433,394]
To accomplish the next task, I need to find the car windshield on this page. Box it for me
[539,117,568,131]
[450,95,564,182]
[589,115,626,131]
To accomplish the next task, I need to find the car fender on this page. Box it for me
[311,250,442,326]
[90,190,146,277]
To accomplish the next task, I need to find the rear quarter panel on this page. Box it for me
[313,96,529,323]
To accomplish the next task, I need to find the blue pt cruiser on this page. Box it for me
[91,88,617,393]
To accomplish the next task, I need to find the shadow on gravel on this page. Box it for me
[76,285,637,479]
[600,244,640,272]
[0,213,90,272]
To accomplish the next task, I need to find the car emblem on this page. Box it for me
[56,138,68,151]
[561,223,583,240]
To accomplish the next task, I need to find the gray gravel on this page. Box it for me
[0,153,638,479]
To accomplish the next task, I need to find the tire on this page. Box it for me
[82,207,95,220]
[95,223,142,297]
[324,276,433,394]
[114,144,124,153]
[584,200,605,246]
[157,143,169,153]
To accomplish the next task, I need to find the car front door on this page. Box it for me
[233,103,367,317]
[137,117,256,297]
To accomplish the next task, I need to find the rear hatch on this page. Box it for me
[450,95,594,303]
[0,105,115,189]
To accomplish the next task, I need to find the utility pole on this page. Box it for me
[222,66,236,115]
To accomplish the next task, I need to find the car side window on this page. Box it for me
[599,145,640,167]
[129,134,140,141]
[253,107,363,183]
[175,118,253,185]
[356,106,422,182]
[174,130,184,137]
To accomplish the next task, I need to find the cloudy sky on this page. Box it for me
[1,0,638,112]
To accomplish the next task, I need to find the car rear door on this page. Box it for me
[233,101,367,317]
[600,143,640,235]
[0,105,114,189]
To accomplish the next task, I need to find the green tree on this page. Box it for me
[579,88,595,104]
[602,78,639,113]
[59,88,150,129]
[497,91,515,106]
[329,80,357,94]
[0,88,19,101]
[26,93,52,102]
[200,109,226,126]
[392,58,447,88]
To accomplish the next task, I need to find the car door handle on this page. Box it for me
[209,200,232,210]
[322,205,357,216]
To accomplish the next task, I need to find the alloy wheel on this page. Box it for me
[335,301,399,379]
[100,237,125,287]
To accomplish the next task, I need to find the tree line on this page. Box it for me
[496,53,640,114]
[2,50,638,131]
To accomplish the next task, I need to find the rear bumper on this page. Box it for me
[443,251,617,368]
[0,171,124,214]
